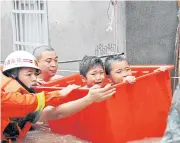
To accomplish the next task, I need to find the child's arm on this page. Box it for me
[154,66,167,72]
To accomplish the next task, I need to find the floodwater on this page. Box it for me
[24,132,161,143]
[24,131,90,143]
[127,137,162,143]
[23,122,162,143]
[23,123,90,143]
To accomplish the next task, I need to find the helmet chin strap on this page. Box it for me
[3,70,36,94]
[14,77,36,93]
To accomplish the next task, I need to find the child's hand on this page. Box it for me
[123,76,136,84]
[59,84,81,97]
[154,66,167,72]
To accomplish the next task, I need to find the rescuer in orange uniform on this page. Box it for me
[1,51,115,143]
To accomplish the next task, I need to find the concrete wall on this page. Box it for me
[47,1,126,74]
[126,1,178,65]
[1,1,178,77]
[125,1,178,89]
[1,1,13,62]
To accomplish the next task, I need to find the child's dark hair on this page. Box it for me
[79,55,104,77]
[105,54,128,75]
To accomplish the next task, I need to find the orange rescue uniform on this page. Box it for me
[1,71,64,141]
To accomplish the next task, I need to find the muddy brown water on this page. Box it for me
[23,123,90,143]
[23,123,162,143]
[24,133,161,143]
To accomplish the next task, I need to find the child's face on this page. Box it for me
[109,61,132,84]
[84,66,105,88]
